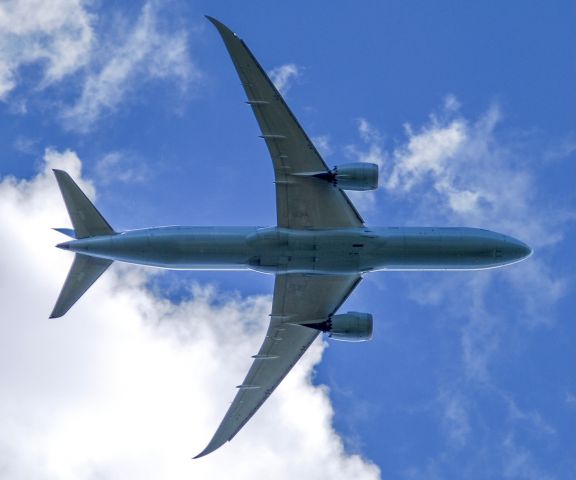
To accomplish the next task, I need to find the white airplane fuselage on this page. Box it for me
[58,226,531,274]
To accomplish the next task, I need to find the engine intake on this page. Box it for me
[306,311,373,342]
[331,163,379,191]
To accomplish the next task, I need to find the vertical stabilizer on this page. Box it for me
[50,254,113,318]
[52,169,115,239]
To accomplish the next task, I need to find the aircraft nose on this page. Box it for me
[500,237,532,263]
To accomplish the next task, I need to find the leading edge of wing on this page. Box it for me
[204,15,329,171]
[205,16,364,228]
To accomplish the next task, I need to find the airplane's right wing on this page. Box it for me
[194,273,361,458]
[207,16,364,229]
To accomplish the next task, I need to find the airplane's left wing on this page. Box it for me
[194,273,361,458]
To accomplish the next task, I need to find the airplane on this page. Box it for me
[49,16,532,458]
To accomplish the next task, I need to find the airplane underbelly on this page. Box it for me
[247,250,360,274]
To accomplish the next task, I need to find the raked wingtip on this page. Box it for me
[204,15,238,39]
[193,436,228,459]
[193,447,214,460]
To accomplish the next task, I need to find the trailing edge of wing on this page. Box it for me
[194,273,361,458]
[194,323,319,459]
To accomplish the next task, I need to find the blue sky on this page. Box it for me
[1,1,574,478]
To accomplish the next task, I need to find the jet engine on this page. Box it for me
[306,311,373,342]
[330,163,379,191]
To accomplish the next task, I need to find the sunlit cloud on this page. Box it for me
[343,118,387,214]
[438,389,471,448]
[312,134,333,158]
[0,0,93,100]
[269,63,300,95]
[346,118,386,170]
[94,151,150,185]
[0,150,381,479]
[61,1,197,132]
[0,0,199,132]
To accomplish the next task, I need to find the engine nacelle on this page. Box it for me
[332,163,379,191]
[307,311,373,342]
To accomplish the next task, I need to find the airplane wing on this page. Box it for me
[194,273,361,458]
[207,16,364,229]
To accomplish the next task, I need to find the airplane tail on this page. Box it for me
[49,254,113,318]
[50,170,116,318]
[52,169,115,239]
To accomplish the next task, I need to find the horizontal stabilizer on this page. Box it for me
[53,169,115,239]
[50,254,113,318]
[53,228,76,238]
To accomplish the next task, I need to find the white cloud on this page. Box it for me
[0,0,93,100]
[443,93,461,113]
[502,393,555,436]
[381,101,571,250]
[269,63,300,95]
[0,1,198,132]
[565,392,576,408]
[501,435,553,480]
[438,390,470,448]
[0,151,380,479]
[312,134,333,157]
[347,118,385,169]
[95,151,150,185]
[373,97,570,340]
[357,118,382,146]
[386,112,472,208]
[460,297,501,382]
[61,1,197,132]
[503,259,567,327]
[406,273,500,383]
[13,135,41,156]
[344,118,387,214]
